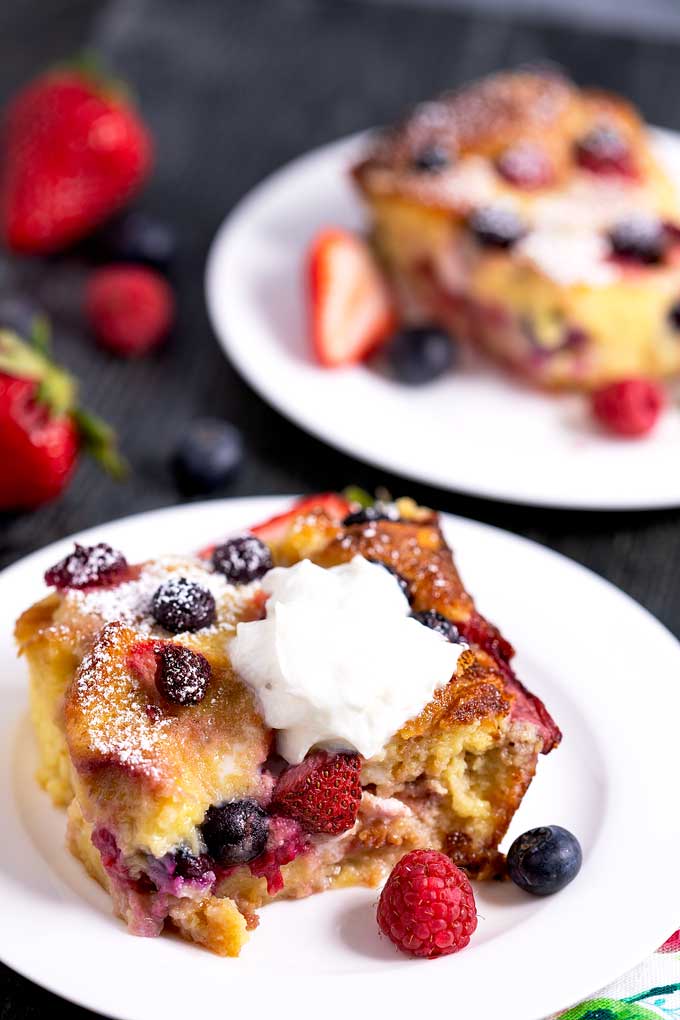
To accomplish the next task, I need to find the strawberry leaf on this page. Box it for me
[73,407,128,479]
[0,329,49,381]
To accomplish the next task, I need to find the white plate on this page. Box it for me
[206,129,680,510]
[1,496,680,1020]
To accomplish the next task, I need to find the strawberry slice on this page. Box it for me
[197,493,351,560]
[250,492,350,544]
[308,228,396,367]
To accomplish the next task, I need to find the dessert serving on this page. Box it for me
[354,69,680,389]
[307,68,680,438]
[16,492,564,959]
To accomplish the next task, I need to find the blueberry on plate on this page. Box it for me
[507,825,582,895]
[173,418,244,495]
[200,799,270,866]
[92,211,177,272]
[384,326,455,385]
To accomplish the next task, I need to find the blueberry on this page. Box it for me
[200,800,270,866]
[609,216,667,264]
[0,296,49,344]
[507,825,582,895]
[384,326,455,385]
[151,577,216,633]
[172,847,211,881]
[469,206,527,249]
[368,559,413,603]
[413,145,451,173]
[342,503,400,527]
[411,609,460,643]
[93,211,177,272]
[155,643,211,705]
[211,535,272,584]
[173,418,244,495]
[669,300,680,330]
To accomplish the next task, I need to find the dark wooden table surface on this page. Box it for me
[2,1,680,1015]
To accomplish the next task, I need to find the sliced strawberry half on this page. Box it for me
[250,492,350,544]
[197,493,351,560]
[308,228,396,367]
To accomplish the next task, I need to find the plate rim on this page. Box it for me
[2,495,680,1020]
[205,126,680,512]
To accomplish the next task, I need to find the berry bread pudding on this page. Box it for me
[15,494,559,956]
[353,69,680,388]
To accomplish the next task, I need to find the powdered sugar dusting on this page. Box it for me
[65,556,258,636]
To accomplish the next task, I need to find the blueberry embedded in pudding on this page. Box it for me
[412,144,452,173]
[211,535,273,583]
[469,206,527,249]
[496,142,553,189]
[669,301,680,330]
[151,577,217,633]
[45,543,128,590]
[609,216,668,264]
[575,123,635,176]
[342,503,401,526]
[507,825,582,895]
[200,799,270,866]
[412,609,460,643]
[368,559,413,603]
[383,326,455,385]
[155,643,211,705]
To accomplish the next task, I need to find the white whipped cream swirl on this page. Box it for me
[230,556,465,763]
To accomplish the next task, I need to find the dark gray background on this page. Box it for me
[1,1,679,1016]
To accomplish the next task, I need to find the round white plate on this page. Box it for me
[206,129,680,510]
[2,496,680,1020]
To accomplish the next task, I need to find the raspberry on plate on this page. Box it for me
[86,265,174,357]
[377,849,478,958]
[591,378,665,437]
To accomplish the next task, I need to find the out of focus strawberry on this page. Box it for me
[0,321,125,509]
[1,60,152,253]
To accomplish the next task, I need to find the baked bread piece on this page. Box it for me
[354,69,680,388]
[16,495,559,956]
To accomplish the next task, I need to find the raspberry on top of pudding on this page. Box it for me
[229,555,467,763]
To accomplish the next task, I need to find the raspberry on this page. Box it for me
[86,265,174,357]
[377,849,477,959]
[272,751,362,835]
[592,379,665,438]
[45,542,128,590]
[575,124,635,176]
[496,142,553,189]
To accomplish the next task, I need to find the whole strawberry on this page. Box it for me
[0,323,125,509]
[1,62,152,253]
[377,849,478,959]
[272,751,362,835]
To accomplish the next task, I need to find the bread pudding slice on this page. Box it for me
[354,69,680,388]
[16,494,559,956]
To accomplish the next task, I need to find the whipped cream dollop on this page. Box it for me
[229,556,466,764]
